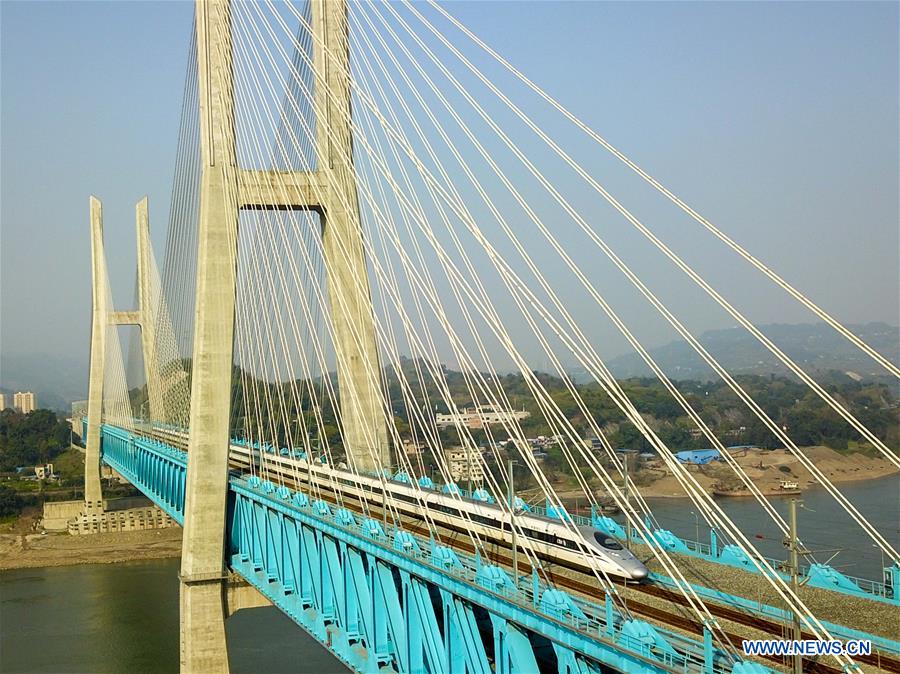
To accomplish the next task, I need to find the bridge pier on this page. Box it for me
[179,575,229,672]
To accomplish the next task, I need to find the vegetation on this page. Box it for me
[151,358,897,457]
[382,362,898,453]
[52,447,86,484]
[0,484,24,517]
[0,413,140,521]
[0,363,885,518]
[0,408,71,471]
[564,375,899,452]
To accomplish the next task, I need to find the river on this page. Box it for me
[0,559,349,674]
[1,476,896,672]
[637,473,900,580]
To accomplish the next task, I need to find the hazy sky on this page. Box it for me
[2,1,898,388]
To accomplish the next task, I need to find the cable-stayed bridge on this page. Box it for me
[78,1,899,673]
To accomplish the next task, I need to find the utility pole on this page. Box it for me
[786,498,804,674]
[508,459,518,582]
[624,453,632,548]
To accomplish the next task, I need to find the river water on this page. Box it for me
[1,475,896,673]
[0,559,349,674]
[637,473,900,581]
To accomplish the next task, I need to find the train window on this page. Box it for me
[527,529,552,543]
[471,514,498,528]
[593,532,623,550]
[432,504,460,518]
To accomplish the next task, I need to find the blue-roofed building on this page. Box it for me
[675,449,722,465]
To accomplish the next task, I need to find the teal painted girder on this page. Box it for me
[227,478,694,674]
[100,424,756,674]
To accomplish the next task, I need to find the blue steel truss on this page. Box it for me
[100,424,771,674]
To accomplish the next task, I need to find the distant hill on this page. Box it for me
[570,322,899,383]
[3,322,897,410]
[0,352,87,411]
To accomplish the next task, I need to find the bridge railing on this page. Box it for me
[592,510,899,605]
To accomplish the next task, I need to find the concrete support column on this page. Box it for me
[136,198,163,425]
[312,0,389,474]
[84,196,107,512]
[179,0,238,671]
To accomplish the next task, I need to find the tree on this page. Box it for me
[0,484,23,517]
[0,408,71,471]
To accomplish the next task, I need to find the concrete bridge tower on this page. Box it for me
[83,197,162,520]
[180,0,390,670]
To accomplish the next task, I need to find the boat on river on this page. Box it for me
[713,479,802,498]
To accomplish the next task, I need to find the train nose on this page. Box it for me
[627,564,649,581]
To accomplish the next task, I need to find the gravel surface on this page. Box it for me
[632,542,899,640]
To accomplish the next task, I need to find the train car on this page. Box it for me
[229,443,649,582]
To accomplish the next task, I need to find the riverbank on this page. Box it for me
[536,446,899,507]
[0,527,182,571]
[619,445,898,499]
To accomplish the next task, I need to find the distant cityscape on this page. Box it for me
[0,391,37,414]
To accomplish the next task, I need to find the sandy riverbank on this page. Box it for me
[634,445,899,498]
[0,527,182,571]
[543,446,899,503]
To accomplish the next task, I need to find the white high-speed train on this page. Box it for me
[144,424,648,581]
[230,444,649,582]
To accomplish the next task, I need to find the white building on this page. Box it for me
[34,463,54,480]
[445,446,485,486]
[435,404,530,430]
[0,394,6,410]
[14,391,36,414]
